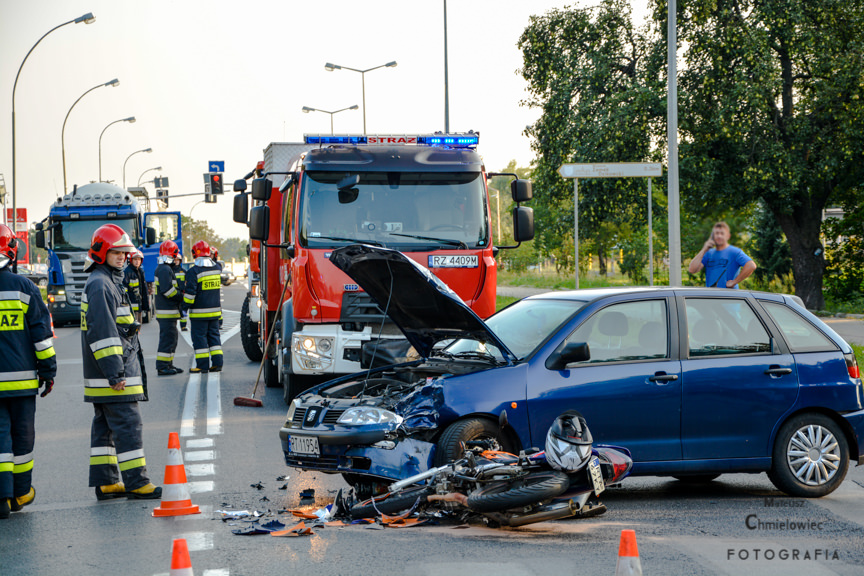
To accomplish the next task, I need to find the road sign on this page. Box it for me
[558,163,662,179]
[154,176,169,188]
[209,161,225,173]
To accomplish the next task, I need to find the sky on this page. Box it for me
[0,0,650,241]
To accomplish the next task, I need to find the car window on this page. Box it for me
[685,298,771,357]
[564,299,668,363]
[760,301,837,353]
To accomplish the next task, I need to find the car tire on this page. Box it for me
[240,294,263,362]
[768,413,850,498]
[264,356,280,388]
[673,474,721,483]
[349,486,432,519]
[466,471,571,513]
[434,418,509,467]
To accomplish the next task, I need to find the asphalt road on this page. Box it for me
[1,283,863,575]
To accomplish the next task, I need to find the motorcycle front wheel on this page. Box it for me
[467,471,570,513]
[349,486,433,519]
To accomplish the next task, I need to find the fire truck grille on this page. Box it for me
[340,292,393,324]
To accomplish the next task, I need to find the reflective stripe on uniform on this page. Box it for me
[85,385,145,397]
[85,376,143,388]
[131,303,140,311]
[90,446,118,466]
[0,291,31,314]
[129,279,139,288]
[209,345,223,356]
[34,338,54,351]
[13,452,34,474]
[196,272,221,283]
[194,348,210,359]
[90,337,122,353]
[164,286,179,298]
[94,346,123,360]
[183,295,195,305]
[117,448,146,471]
[0,452,12,474]
[35,347,56,360]
[155,308,181,319]
[156,353,174,362]
[190,306,221,319]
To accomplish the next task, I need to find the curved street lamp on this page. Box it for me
[98,116,135,182]
[10,11,95,224]
[122,148,152,190]
[302,105,359,135]
[62,78,120,193]
[138,166,163,187]
[324,61,396,134]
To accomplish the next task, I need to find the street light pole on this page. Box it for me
[62,79,119,193]
[10,11,95,225]
[667,0,682,286]
[99,116,135,182]
[325,61,397,134]
[443,0,450,133]
[137,166,163,187]
[122,148,152,190]
[302,105,359,135]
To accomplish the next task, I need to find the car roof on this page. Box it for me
[522,286,798,304]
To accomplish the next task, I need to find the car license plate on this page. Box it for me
[588,457,605,495]
[428,255,478,268]
[289,435,320,456]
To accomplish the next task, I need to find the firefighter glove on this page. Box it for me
[39,378,54,397]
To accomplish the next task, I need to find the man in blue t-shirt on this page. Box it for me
[688,221,757,288]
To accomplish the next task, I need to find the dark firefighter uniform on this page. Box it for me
[184,258,223,372]
[123,259,149,320]
[82,264,155,493]
[175,261,188,331]
[154,261,184,373]
[0,266,56,518]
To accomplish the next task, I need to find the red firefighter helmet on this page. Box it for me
[85,224,135,271]
[0,223,18,268]
[192,240,210,259]
[159,240,180,258]
[210,247,219,260]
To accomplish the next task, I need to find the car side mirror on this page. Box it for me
[233,193,249,224]
[251,178,272,201]
[249,205,270,241]
[511,179,533,202]
[233,178,247,192]
[545,342,590,371]
[35,230,45,249]
[513,206,534,242]
[145,227,157,246]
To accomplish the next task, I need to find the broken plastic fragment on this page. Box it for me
[278,484,288,490]
[216,509,251,520]
[260,496,270,502]
[276,475,289,481]
[250,482,265,490]
[299,488,315,499]
[271,521,315,537]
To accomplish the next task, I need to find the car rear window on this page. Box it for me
[760,301,837,353]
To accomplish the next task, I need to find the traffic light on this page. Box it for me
[209,173,224,195]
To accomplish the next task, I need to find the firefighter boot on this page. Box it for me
[95,482,126,501]
[0,498,9,519]
[127,483,163,500]
[10,487,34,511]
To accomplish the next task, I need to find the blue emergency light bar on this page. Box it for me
[304,133,479,148]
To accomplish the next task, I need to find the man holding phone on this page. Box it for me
[688,221,757,288]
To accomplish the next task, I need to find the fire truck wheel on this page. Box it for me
[240,294,263,362]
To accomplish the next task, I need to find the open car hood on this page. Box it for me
[329,244,515,362]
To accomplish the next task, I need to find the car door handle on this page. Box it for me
[764,367,793,376]
[648,373,679,382]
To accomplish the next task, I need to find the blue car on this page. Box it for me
[280,245,864,498]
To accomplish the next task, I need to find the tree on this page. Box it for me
[182,216,222,261]
[519,0,666,274]
[672,0,864,308]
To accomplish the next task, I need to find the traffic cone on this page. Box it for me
[615,529,643,575]
[153,432,201,517]
[169,538,194,576]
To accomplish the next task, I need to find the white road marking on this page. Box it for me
[180,372,201,437]
[185,450,215,462]
[186,438,214,449]
[188,481,215,494]
[188,463,215,477]
[203,570,230,576]
[206,372,222,435]
[175,531,213,551]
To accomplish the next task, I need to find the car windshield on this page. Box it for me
[299,171,488,251]
[52,218,140,252]
[445,298,588,361]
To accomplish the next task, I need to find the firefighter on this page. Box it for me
[174,255,188,332]
[123,249,147,323]
[81,224,161,501]
[154,241,185,376]
[184,240,223,373]
[0,224,56,519]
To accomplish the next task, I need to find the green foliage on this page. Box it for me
[823,211,864,303]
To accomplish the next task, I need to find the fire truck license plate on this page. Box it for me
[428,255,478,268]
[588,457,605,495]
[289,435,320,456]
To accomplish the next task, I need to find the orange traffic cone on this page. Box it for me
[169,538,194,576]
[615,529,643,576]
[153,432,201,517]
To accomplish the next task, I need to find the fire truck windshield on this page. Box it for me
[299,171,488,250]
[51,218,140,252]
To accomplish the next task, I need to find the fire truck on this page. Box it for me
[233,133,534,404]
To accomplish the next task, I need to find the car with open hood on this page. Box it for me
[280,244,864,498]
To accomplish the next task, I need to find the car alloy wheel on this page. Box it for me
[786,423,841,486]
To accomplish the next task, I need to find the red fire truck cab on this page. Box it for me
[234,133,533,404]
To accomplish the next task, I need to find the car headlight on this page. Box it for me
[337,407,403,426]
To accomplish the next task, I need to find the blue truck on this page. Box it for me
[35,182,183,325]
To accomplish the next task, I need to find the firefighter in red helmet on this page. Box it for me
[184,240,223,373]
[154,240,185,375]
